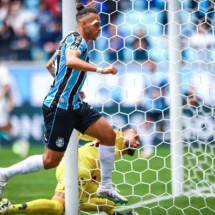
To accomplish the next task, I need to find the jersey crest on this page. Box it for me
[56,137,65,148]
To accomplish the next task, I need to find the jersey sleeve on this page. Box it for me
[66,33,87,56]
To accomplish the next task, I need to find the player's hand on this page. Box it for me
[102,65,118,75]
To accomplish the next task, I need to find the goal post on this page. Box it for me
[168,0,183,196]
[62,0,215,214]
[62,1,79,215]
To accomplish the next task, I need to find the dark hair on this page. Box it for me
[76,3,98,21]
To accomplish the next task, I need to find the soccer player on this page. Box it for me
[0,3,126,204]
[0,129,140,215]
[0,63,14,138]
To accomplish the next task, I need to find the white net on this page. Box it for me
[79,0,215,214]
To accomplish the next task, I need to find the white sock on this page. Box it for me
[2,155,44,179]
[98,144,115,187]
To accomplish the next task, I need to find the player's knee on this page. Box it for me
[43,155,61,169]
[50,199,64,215]
[100,129,116,145]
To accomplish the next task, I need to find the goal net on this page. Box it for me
[79,0,215,214]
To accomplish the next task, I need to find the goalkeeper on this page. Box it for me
[0,129,140,215]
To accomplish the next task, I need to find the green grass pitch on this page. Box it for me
[0,145,214,215]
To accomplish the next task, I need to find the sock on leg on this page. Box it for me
[98,144,115,187]
[2,155,44,179]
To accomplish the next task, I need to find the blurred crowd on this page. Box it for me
[0,0,215,158]
[0,0,62,61]
[0,0,214,62]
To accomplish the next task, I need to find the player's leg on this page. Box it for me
[75,102,127,204]
[0,154,44,200]
[84,116,116,146]
[0,154,66,215]
[0,198,64,215]
[80,112,127,203]
[76,102,116,187]
[80,197,115,214]
[84,117,127,204]
[0,147,65,199]
[0,106,72,200]
[79,179,115,214]
[85,117,116,184]
[80,197,138,215]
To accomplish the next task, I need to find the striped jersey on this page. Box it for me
[43,31,88,110]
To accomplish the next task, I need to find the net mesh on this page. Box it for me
[79,0,215,214]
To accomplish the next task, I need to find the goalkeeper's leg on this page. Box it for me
[0,198,64,215]
[80,196,115,215]
[80,197,139,215]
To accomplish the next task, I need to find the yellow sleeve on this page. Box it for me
[55,158,65,193]
[78,129,121,143]
[78,132,98,142]
[79,130,125,160]
[114,130,124,159]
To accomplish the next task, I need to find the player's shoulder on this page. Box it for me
[66,31,83,43]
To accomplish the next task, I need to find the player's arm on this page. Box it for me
[66,49,96,72]
[66,49,117,75]
[0,198,64,215]
[46,54,55,78]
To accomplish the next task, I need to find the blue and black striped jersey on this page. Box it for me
[44,31,88,110]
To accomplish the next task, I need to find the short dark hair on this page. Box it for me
[76,3,98,21]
